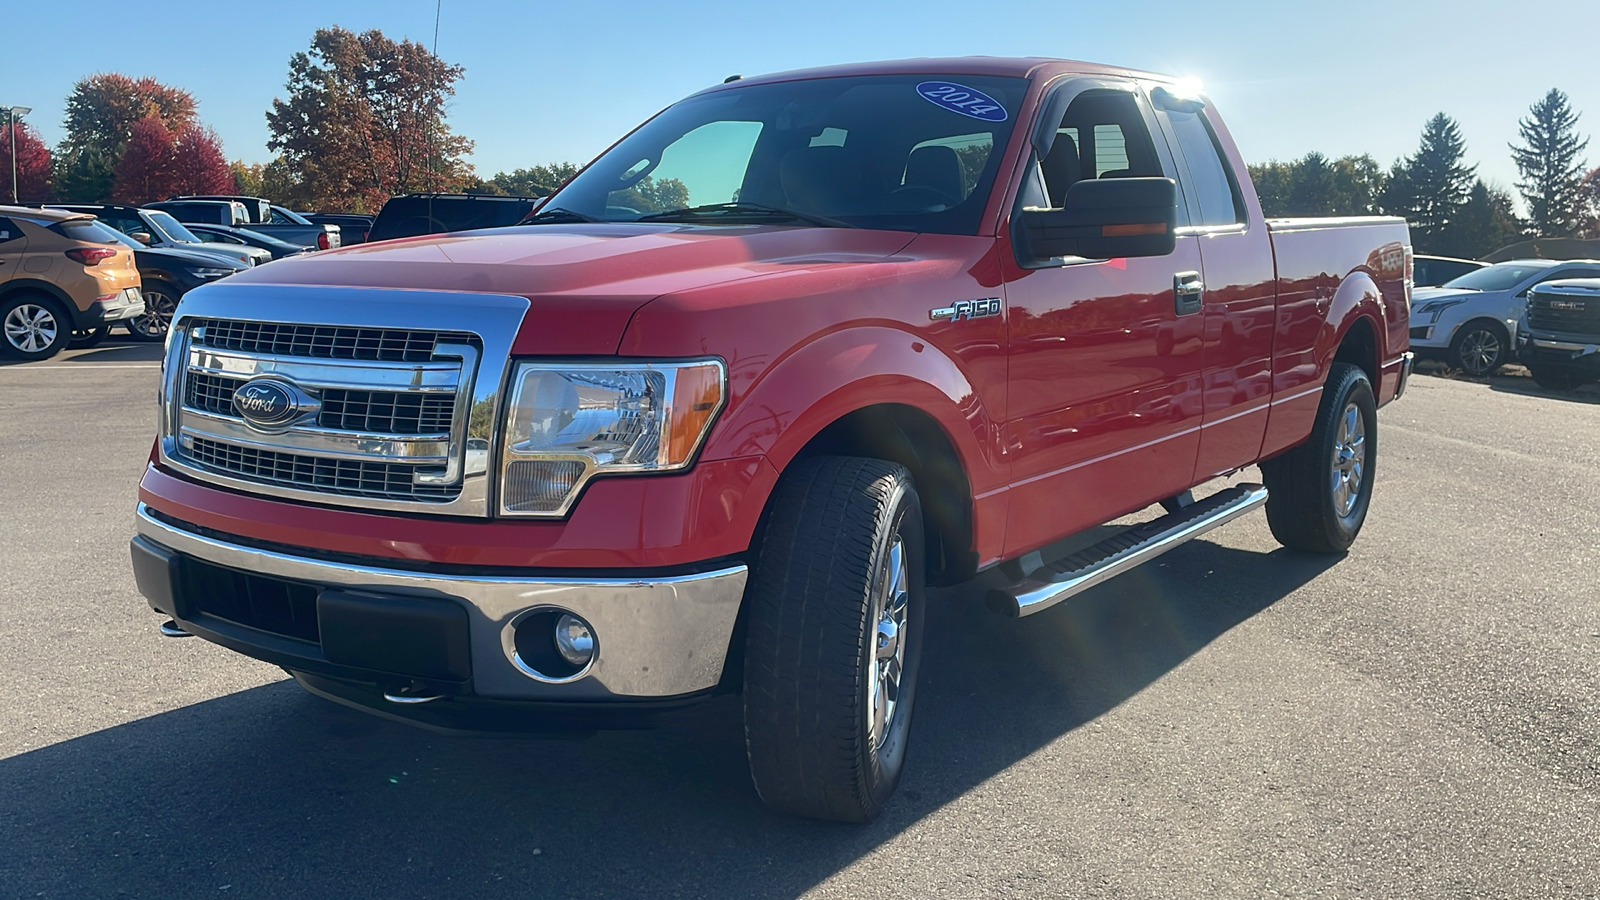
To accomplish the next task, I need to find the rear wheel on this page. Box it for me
[69,325,111,349]
[742,456,926,822]
[1260,362,1377,553]
[1,294,71,361]
[1448,320,1507,377]
[126,284,178,342]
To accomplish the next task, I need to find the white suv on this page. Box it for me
[1410,259,1600,375]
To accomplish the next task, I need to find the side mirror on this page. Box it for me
[130,232,152,245]
[1018,177,1178,263]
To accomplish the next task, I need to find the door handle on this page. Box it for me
[1174,271,1203,316]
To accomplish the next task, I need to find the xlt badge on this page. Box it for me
[930,298,1002,322]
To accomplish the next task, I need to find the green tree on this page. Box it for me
[1248,153,1384,218]
[267,27,474,212]
[485,162,581,197]
[1510,88,1589,237]
[1381,113,1476,252]
[609,176,690,213]
[1450,180,1525,258]
[52,147,115,202]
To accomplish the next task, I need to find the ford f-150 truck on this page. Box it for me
[130,57,1413,823]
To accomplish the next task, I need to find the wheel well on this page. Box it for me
[1333,316,1379,385]
[793,404,976,586]
[1450,317,1510,346]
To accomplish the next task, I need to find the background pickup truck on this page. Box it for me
[154,197,342,250]
[130,57,1412,823]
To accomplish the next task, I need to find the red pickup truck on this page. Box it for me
[131,57,1412,822]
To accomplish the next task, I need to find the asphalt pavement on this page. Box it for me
[2,343,1597,899]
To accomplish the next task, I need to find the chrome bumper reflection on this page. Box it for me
[134,504,748,700]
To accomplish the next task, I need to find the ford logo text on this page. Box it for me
[232,379,302,429]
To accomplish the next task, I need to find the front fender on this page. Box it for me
[701,324,1004,494]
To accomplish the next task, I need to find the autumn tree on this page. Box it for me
[112,117,234,203]
[1511,88,1589,237]
[169,127,235,195]
[63,73,196,158]
[0,121,52,203]
[267,27,474,211]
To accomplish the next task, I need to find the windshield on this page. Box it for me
[538,74,1028,235]
[146,210,202,244]
[1441,261,1556,292]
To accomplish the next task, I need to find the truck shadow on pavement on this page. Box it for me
[0,542,1338,899]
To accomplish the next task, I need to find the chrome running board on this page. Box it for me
[988,483,1270,618]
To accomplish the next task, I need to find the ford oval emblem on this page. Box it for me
[232,378,300,428]
[915,82,1008,122]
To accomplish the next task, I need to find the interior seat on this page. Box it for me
[780,147,864,217]
[1039,132,1082,208]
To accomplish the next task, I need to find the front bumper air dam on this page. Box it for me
[131,504,750,726]
[1519,334,1600,370]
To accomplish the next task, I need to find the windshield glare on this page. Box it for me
[540,74,1028,235]
[1441,262,1556,292]
[147,210,202,243]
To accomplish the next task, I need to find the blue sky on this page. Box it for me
[7,0,1599,201]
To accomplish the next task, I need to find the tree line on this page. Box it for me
[1250,89,1594,259]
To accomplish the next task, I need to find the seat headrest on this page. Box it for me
[904,145,964,200]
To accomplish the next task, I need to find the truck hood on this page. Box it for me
[224,224,917,354]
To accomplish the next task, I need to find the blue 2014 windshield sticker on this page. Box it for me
[916,82,1007,122]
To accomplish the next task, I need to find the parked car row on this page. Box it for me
[151,196,345,250]
[1409,258,1600,376]
[0,206,146,360]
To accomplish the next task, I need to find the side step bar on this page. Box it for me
[988,483,1270,618]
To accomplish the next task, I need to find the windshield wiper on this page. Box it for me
[635,203,857,228]
[523,206,606,224]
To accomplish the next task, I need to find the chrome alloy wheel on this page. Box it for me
[1457,328,1502,376]
[867,535,910,751]
[4,303,59,353]
[129,289,177,340]
[1331,401,1367,518]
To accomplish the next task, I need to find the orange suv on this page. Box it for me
[0,206,144,360]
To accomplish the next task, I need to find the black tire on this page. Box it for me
[742,456,926,823]
[1527,364,1590,391]
[1,293,72,361]
[1448,320,1508,377]
[68,325,111,349]
[1260,362,1377,553]
[126,283,179,342]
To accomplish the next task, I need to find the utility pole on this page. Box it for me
[5,107,32,204]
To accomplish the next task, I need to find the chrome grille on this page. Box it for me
[184,437,457,502]
[319,388,455,435]
[186,372,244,416]
[191,318,473,363]
[1528,293,1600,335]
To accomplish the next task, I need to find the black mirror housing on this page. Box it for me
[1018,177,1178,263]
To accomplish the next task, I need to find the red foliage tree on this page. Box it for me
[112,116,179,204]
[170,127,235,195]
[0,121,52,203]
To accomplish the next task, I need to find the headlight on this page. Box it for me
[189,267,234,278]
[498,360,726,516]
[1420,298,1466,322]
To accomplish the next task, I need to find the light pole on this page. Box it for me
[5,106,31,204]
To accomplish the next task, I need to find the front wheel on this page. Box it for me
[1260,362,1377,553]
[125,285,178,342]
[742,457,926,822]
[1449,321,1507,377]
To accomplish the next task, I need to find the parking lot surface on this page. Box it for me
[2,347,1597,899]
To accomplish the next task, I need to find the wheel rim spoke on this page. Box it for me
[1331,400,1366,517]
[5,305,57,353]
[867,534,910,751]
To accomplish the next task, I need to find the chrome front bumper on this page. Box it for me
[133,504,748,701]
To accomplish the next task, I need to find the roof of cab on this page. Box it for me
[0,204,94,225]
[708,56,1174,92]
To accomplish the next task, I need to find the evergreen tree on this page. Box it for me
[52,147,115,202]
[1511,88,1589,236]
[1385,113,1476,252]
[1450,180,1525,258]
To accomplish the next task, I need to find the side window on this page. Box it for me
[1038,91,1166,209]
[0,217,21,243]
[1159,106,1244,226]
[270,208,294,224]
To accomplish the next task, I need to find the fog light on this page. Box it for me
[554,613,595,667]
[502,459,587,513]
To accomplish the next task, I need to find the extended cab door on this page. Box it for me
[998,82,1206,557]
[1151,91,1278,481]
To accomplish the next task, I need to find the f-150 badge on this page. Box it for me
[930,298,1002,322]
